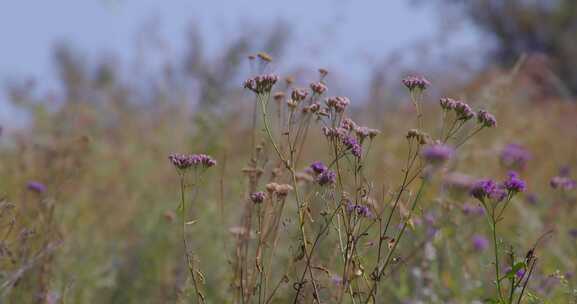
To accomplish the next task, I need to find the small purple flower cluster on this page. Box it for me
[470,179,507,202]
[310,161,327,174]
[321,120,376,159]
[318,170,337,186]
[503,171,527,193]
[250,191,266,204]
[439,97,475,121]
[500,144,531,170]
[169,153,216,170]
[310,81,327,95]
[472,234,489,252]
[345,201,372,218]
[477,110,497,128]
[340,119,379,142]
[402,75,430,91]
[309,161,336,186]
[503,266,526,279]
[27,181,47,194]
[454,100,475,121]
[243,74,279,94]
[421,143,454,165]
[342,135,362,158]
[325,96,350,113]
[439,97,457,110]
[470,172,526,202]
[291,88,308,101]
[550,176,576,190]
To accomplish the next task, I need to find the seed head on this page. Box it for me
[275,184,293,197]
[286,99,299,109]
[273,92,285,102]
[257,52,272,62]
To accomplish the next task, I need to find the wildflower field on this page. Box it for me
[2,3,577,303]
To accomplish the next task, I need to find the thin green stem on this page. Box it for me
[179,178,205,304]
[364,178,427,303]
[490,214,504,302]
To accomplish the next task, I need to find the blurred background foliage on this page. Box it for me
[1,1,577,303]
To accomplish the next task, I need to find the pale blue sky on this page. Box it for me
[0,0,481,124]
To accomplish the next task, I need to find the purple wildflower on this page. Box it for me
[345,200,372,218]
[439,97,457,110]
[421,144,454,165]
[402,75,430,91]
[250,191,266,204]
[355,126,379,142]
[550,176,576,190]
[503,171,527,194]
[470,179,499,201]
[500,144,531,170]
[568,228,577,239]
[472,234,489,252]
[325,96,350,112]
[169,153,216,170]
[477,110,497,127]
[310,161,327,174]
[489,187,508,202]
[291,88,308,101]
[310,82,327,95]
[243,74,279,94]
[26,181,47,194]
[454,100,475,121]
[317,169,336,186]
[169,153,192,170]
[525,193,539,205]
[340,118,357,131]
[559,165,571,177]
[342,135,362,158]
[331,274,343,286]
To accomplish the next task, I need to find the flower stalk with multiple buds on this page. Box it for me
[169,153,216,303]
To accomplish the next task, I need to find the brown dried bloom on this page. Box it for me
[257,52,272,62]
[273,92,285,102]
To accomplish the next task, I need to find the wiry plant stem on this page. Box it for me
[179,177,205,304]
